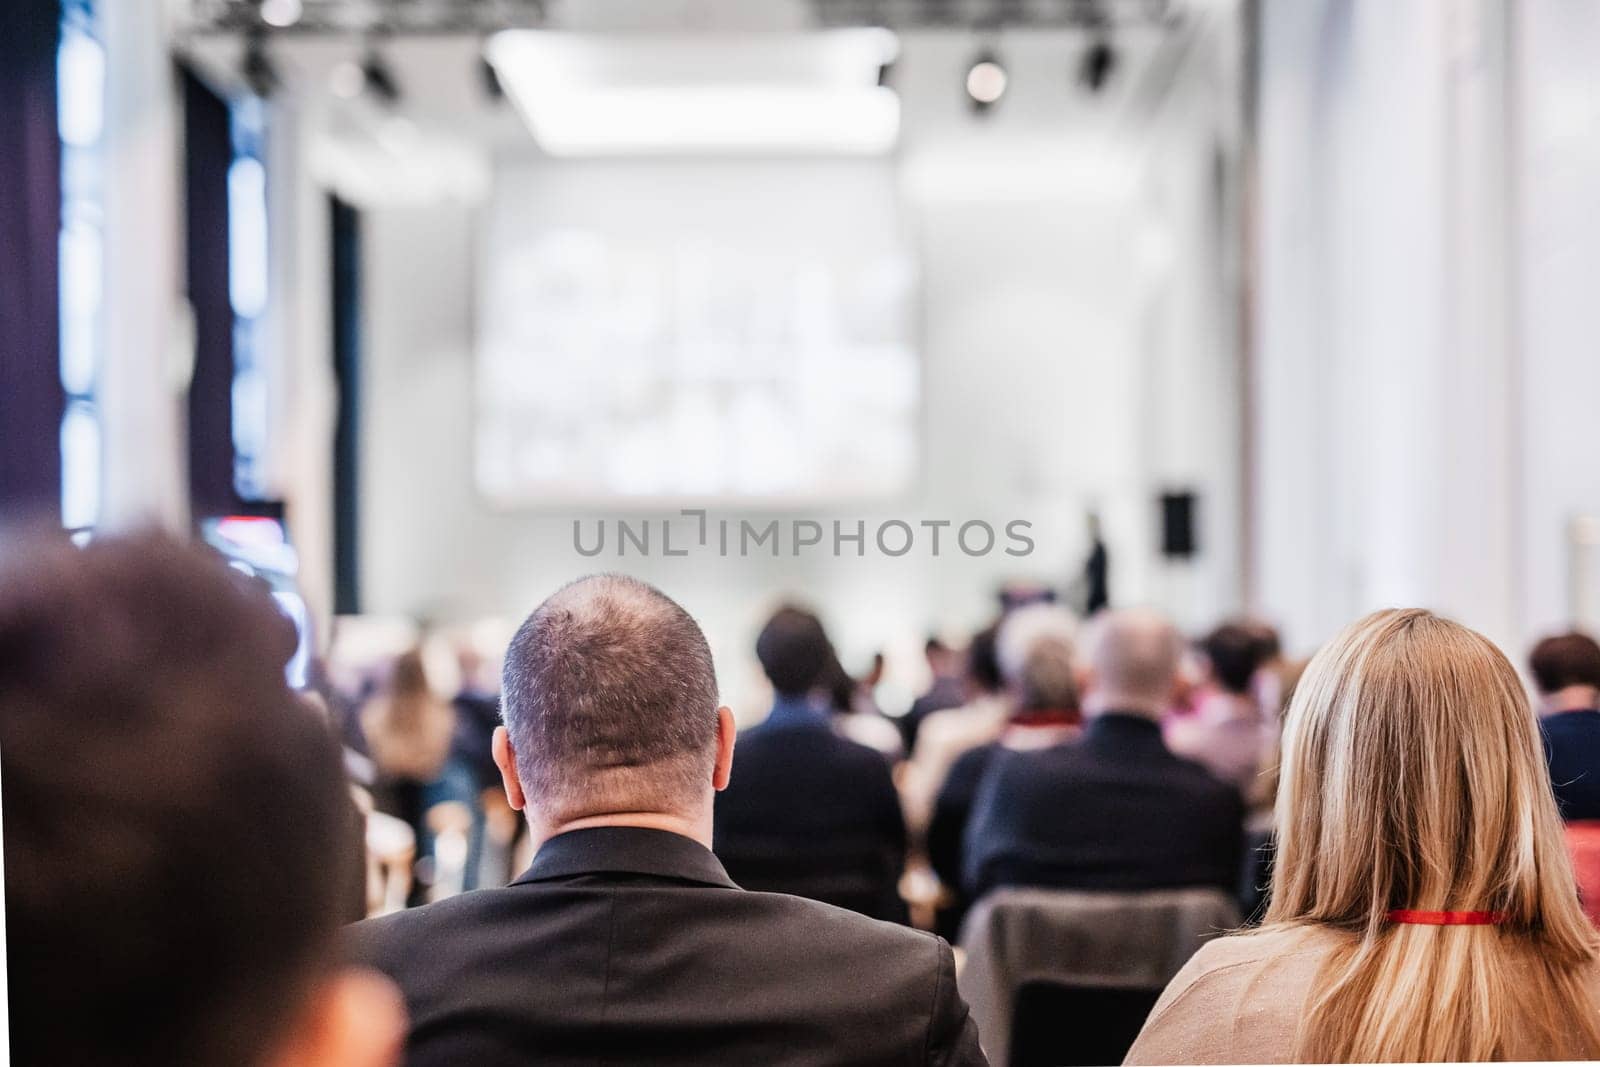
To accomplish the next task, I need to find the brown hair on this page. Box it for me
[1529,631,1600,695]
[0,529,355,1066]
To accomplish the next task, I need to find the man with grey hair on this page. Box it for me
[961,609,1243,900]
[349,575,985,1067]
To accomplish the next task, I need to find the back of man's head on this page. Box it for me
[1530,632,1600,696]
[1082,608,1183,717]
[754,604,832,699]
[1199,622,1270,695]
[501,574,720,822]
[0,530,398,1067]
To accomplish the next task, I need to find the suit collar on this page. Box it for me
[513,825,739,889]
[1085,712,1167,745]
[763,694,831,729]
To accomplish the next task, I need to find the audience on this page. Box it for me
[1166,621,1276,796]
[823,645,906,758]
[901,636,968,751]
[962,609,1243,900]
[348,576,983,1065]
[19,524,1600,1067]
[1530,630,1600,821]
[0,531,403,1067]
[361,648,459,902]
[1128,608,1600,1063]
[713,605,908,920]
[927,628,1080,936]
[901,622,1009,835]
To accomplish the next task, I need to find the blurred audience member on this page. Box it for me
[1167,621,1276,796]
[901,637,967,751]
[824,647,905,758]
[927,629,1080,936]
[1530,631,1600,820]
[362,648,459,901]
[349,576,983,1066]
[1128,610,1600,1063]
[1,531,403,1067]
[900,623,1009,835]
[963,609,1243,900]
[714,606,908,920]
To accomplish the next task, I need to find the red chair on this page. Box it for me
[1565,821,1600,926]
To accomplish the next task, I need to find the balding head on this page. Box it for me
[1081,609,1183,718]
[500,575,721,825]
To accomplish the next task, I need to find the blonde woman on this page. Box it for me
[1126,608,1600,1063]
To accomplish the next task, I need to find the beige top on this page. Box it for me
[1125,923,1600,1065]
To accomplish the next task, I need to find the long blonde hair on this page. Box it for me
[361,649,455,782]
[1265,608,1600,1062]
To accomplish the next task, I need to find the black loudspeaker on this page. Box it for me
[1160,491,1197,558]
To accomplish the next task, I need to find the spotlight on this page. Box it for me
[1080,37,1117,93]
[965,49,1007,111]
[258,0,302,29]
[241,32,279,99]
[360,48,401,106]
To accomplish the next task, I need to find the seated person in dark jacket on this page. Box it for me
[928,629,1080,937]
[713,605,909,921]
[963,609,1244,900]
[349,577,983,1067]
[1531,631,1600,820]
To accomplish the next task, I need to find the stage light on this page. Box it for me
[258,0,302,29]
[485,30,902,156]
[965,50,1007,111]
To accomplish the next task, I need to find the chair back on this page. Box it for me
[957,886,1239,1067]
[1566,821,1600,926]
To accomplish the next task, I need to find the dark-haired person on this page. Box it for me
[900,624,1010,837]
[712,605,909,921]
[900,637,967,751]
[1,530,403,1067]
[1167,621,1276,795]
[1530,631,1600,820]
[348,577,984,1067]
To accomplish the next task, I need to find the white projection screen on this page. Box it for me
[475,159,919,505]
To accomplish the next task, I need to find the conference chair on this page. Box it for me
[957,886,1240,1067]
[1566,820,1600,926]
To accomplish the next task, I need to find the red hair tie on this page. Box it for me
[1386,909,1507,926]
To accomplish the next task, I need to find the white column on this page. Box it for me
[97,0,188,531]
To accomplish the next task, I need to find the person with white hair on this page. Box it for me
[962,609,1244,900]
[900,605,1078,837]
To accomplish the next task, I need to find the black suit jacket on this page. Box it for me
[961,714,1243,899]
[348,827,984,1067]
[714,704,908,921]
[1543,709,1600,821]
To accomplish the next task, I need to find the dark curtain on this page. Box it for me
[0,0,64,518]
[183,67,240,518]
[331,196,361,614]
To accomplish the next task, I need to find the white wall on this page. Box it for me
[1251,0,1600,658]
[350,23,1246,713]
[1515,0,1600,639]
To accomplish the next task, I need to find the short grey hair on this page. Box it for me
[501,574,720,817]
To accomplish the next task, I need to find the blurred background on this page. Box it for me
[2,0,1597,702]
